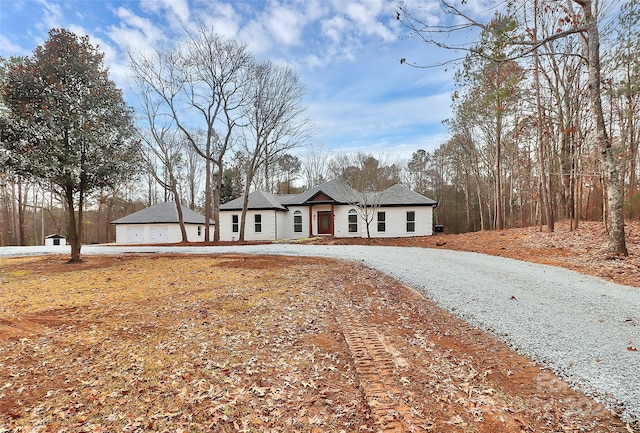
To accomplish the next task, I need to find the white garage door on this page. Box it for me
[126,226,145,243]
[151,226,169,243]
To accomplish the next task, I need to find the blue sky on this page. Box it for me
[0,0,464,160]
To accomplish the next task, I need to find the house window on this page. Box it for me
[377,211,386,232]
[232,215,239,233]
[293,210,302,233]
[348,209,358,232]
[406,211,415,232]
[254,214,262,233]
[197,226,202,237]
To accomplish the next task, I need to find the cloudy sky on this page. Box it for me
[0,0,471,160]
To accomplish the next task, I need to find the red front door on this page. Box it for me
[317,211,332,235]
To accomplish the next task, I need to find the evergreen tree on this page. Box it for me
[1,29,139,261]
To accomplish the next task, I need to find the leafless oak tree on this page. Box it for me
[238,61,311,240]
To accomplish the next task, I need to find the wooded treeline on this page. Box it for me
[400,0,640,253]
[2,1,640,248]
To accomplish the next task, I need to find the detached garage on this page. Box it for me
[111,202,212,244]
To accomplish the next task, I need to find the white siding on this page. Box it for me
[185,224,205,242]
[367,206,433,238]
[219,210,279,241]
[116,223,206,244]
[279,206,310,239]
[218,205,434,241]
[219,212,239,241]
[44,237,66,246]
[165,224,205,243]
[275,210,287,240]
[333,206,362,238]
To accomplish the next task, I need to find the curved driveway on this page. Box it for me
[2,243,639,421]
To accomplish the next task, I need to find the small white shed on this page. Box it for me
[44,234,66,246]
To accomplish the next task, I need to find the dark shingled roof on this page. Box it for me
[378,184,438,206]
[218,180,437,211]
[284,179,361,205]
[45,233,66,239]
[220,191,287,211]
[111,202,213,225]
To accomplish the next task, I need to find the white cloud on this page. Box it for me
[237,1,312,55]
[308,91,451,154]
[303,53,325,69]
[321,15,349,43]
[0,34,26,57]
[35,0,64,32]
[197,2,242,40]
[140,0,190,30]
[240,19,274,55]
[85,32,131,87]
[341,0,396,42]
[264,3,306,47]
[107,6,166,53]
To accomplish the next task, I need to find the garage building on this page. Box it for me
[111,202,212,244]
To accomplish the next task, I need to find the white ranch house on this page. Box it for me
[111,202,212,244]
[219,179,437,241]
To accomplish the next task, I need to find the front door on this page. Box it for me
[317,211,332,235]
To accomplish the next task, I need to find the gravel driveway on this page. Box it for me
[3,243,639,422]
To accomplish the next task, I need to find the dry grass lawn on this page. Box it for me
[1,222,638,432]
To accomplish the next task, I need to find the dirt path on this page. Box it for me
[334,302,414,431]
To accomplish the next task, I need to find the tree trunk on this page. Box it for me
[65,187,83,263]
[476,185,485,231]
[495,112,504,230]
[578,0,627,255]
[17,177,27,245]
[171,176,188,243]
[204,152,212,242]
[239,181,250,242]
[464,172,473,232]
[213,160,225,242]
[531,3,554,233]
[623,52,638,218]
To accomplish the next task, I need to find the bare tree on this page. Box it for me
[328,153,401,238]
[301,144,329,189]
[238,61,311,241]
[128,26,252,241]
[399,0,628,254]
[135,84,189,242]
